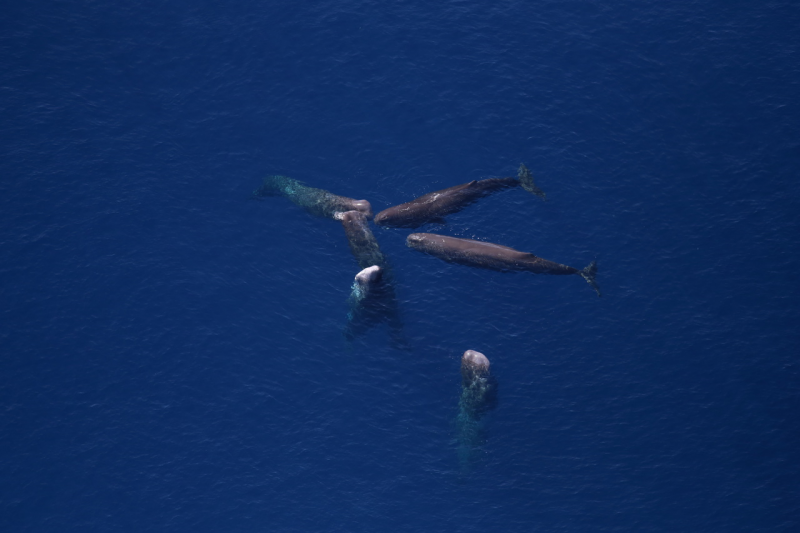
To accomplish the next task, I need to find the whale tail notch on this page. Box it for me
[518,163,546,201]
[580,260,601,297]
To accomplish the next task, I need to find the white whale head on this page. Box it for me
[462,350,490,371]
[461,350,491,383]
[355,265,382,287]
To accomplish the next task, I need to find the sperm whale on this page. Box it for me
[406,232,600,296]
[253,175,373,220]
[374,164,544,228]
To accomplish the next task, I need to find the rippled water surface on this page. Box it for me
[2,1,799,531]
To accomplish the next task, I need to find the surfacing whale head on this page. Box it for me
[355,265,382,287]
[405,233,427,248]
[350,199,374,219]
[461,350,491,383]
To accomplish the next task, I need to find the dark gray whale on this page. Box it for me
[340,210,390,271]
[374,164,544,228]
[340,211,406,347]
[406,232,600,296]
[455,350,497,470]
[253,175,373,220]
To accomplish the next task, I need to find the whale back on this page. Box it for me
[374,177,518,227]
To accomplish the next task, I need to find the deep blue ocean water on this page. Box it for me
[2,1,799,531]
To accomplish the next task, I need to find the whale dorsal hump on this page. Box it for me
[518,251,541,261]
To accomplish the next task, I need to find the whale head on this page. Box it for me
[374,210,389,225]
[374,206,413,227]
[340,210,368,225]
[355,265,382,287]
[462,350,490,372]
[461,350,491,383]
[406,233,427,249]
[351,200,374,219]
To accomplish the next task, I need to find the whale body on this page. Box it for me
[374,164,544,228]
[459,350,496,419]
[340,211,390,271]
[253,175,373,220]
[455,350,498,471]
[406,232,600,296]
[339,211,406,347]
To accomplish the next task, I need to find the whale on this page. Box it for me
[459,350,497,419]
[340,210,390,271]
[253,175,373,220]
[455,350,498,470]
[406,232,601,296]
[374,164,545,228]
[339,211,406,347]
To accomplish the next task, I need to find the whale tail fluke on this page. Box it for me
[250,186,268,200]
[251,175,299,199]
[580,260,601,297]
[518,164,546,201]
[251,175,282,199]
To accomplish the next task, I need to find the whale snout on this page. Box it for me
[406,233,425,248]
[461,350,491,385]
[462,350,490,372]
[374,210,389,225]
[341,210,366,224]
[352,200,373,219]
[355,265,382,286]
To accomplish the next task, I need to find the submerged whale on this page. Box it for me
[253,175,373,220]
[455,350,498,470]
[374,164,545,228]
[340,211,406,347]
[406,232,600,296]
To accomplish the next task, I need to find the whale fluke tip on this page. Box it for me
[518,163,546,201]
[580,260,601,297]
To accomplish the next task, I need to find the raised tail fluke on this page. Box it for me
[517,163,546,201]
[580,260,601,297]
